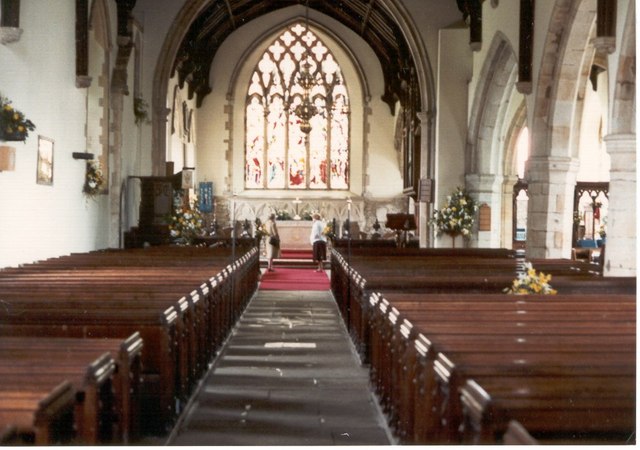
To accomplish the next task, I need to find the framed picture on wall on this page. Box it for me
[36,136,54,185]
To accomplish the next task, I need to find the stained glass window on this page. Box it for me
[245,23,350,190]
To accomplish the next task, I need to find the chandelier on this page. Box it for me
[294,0,317,134]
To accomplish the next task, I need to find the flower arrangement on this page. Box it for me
[83,160,106,197]
[254,218,267,240]
[274,209,293,220]
[0,93,36,142]
[169,195,205,245]
[322,220,336,240]
[504,262,557,295]
[431,186,478,239]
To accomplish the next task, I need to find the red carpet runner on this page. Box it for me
[259,267,330,291]
[279,249,313,260]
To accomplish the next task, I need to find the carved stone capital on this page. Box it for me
[0,27,22,45]
[76,75,93,89]
[592,36,616,55]
[516,80,532,95]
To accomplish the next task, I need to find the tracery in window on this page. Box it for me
[245,23,350,190]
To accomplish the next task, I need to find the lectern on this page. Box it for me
[386,213,417,247]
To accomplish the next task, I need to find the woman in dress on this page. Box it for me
[265,213,280,271]
[309,213,327,272]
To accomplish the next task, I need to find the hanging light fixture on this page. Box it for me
[294,0,317,134]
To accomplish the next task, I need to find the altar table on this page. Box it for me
[276,220,313,250]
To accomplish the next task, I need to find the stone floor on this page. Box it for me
[167,288,393,446]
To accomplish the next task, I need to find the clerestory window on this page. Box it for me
[245,22,350,190]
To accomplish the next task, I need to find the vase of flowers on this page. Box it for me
[169,195,205,245]
[83,160,106,198]
[322,220,336,241]
[504,262,557,295]
[254,218,267,244]
[0,93,36,142]
[274,208,293,220]
[431,186,478,247]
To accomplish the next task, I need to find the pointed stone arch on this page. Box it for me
[531,0,597,160]
[466,32,518,175]
[503,101,528,179]
[149,0,437,186]
[526,0,599,259]
[86,0,112,189]
[465,32,518,247]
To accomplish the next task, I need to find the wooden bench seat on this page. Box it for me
[364,291,635,445]
[0,304,179,433]
[460,378,635,444]
[0,333,143,444]
[0,245,261,436]
[0,381,76,445]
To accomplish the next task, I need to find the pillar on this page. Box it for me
[526,156,579,259]
[602,133,635,276]
[466,173,503,248]
[501,175,520,248]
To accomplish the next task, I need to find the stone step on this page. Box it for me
[259,258,329,269]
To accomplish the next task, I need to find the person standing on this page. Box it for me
[310,213,327,272]
[265,213,280,271]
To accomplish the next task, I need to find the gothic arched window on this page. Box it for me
[245,23,350,190]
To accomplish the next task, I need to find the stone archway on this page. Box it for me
[465,32,518,247]
[149,0,439,246]
[151,0,436,177]
[501,102,528,249]
[527,0,598,259]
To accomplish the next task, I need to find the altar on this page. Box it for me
[277,220,313,250]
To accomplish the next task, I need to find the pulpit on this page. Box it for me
[124,173,182,248]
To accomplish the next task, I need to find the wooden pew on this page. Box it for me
[331,248,523,361]
[0,245,260,437]
[0,333,143,444]
[0,381,76,445]
[365,291,635,445]
[460,378,635,444]
[0,243,259,436]
[0,353,116,445]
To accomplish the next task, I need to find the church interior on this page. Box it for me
[0,0,636,445]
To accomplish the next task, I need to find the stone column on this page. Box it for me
[603,133,636,276]
[466,173,503,247]
[526,156,579,259]
[109,92,124,249]
[417,111,433,248]
[501,175,520,248]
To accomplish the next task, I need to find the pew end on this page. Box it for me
[502,420,538,445]
[459,379,497,444]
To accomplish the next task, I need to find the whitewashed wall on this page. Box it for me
[0,0,107,268]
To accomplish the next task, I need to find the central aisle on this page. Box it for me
[168,289,393,446]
